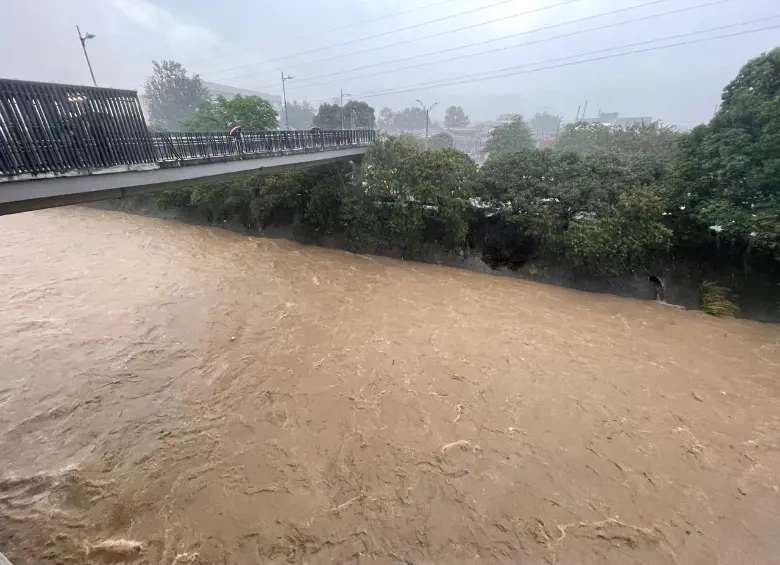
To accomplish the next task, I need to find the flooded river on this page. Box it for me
[1,207,779,565]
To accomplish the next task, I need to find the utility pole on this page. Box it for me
[582,100,589,121]
[415,99,437,150]
[281,72,293,129]
[340,89,351,130]
[76,25,97,86]
[574,105,581,123]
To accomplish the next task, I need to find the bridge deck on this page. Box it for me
[0,146,369,215]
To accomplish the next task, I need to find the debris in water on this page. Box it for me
[441,440,475,453]
[86,539,143,560]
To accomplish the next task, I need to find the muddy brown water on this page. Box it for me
[1,207,779,565]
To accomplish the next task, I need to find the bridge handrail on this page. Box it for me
[150,129,375,163]
[1,77,374,178]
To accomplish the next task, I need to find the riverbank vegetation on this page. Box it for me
[152,48,779,317]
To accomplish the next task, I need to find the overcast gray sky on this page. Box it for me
[1,0,778,125]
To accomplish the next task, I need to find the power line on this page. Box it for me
[273,0,733,92]
[247,0,683,88]
[316,20,780,103]
[204,0,463,65]
[202,0,580,80]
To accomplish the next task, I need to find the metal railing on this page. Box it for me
[151,129,375,163]
[0,78,154,176]
[1,78,375,178]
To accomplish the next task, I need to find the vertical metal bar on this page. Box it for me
[30,94,64,172]
[81,87,109,167]
[0,83,29,174]
[13,82,46,172]
[54,84,90,169]
[123,93,146,163]
[108,93,136,164]
[66,85,101,169]
[40,83,72,171]
[125,90,155,163]
[91,88,120,166]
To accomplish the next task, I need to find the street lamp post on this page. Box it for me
[281,72,293,129]
[76,25,97,87]
[415,99,438,150]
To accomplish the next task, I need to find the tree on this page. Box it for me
[313,100,376,130]
[480,150,637,240]
[564,188,672,274]
[343,100,375,129]
[143,60,210,131]
[479,149,670,272]
[555,122,680,160]
[281,100,315,130]
[529,112,562,137]
[363,135,477,253]
[670,47,780,255]
[444,105,470,128]
[555,122,681,186]
[181,95,278,132]
[380,107,428,131]
[313,103,342,129]
[484,116,536,154]
[378,107,396,130]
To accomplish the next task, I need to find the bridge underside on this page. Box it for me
[0,148,366,216]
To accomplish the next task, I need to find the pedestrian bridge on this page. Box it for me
[0,78,374,215]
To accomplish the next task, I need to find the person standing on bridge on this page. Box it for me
[229,125,243,153]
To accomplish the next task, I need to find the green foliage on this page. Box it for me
[313,100,375,130]
[313,103,342,130]
[564,189,672,275]
[143,60,210,131]
[377,106,427,131]
[155,188,191,210]
[485,117,536,154]
[555,122,680,160]
[444,105,470,128]
[250,170,312,227]
[480,149,672,273]
[343,100,376,129]
[189,180,253,224]
[670,47,780,255]
[340,182,381,249]
[554,123,681,188]
[303,168,348,235]
[699,281,739,317]
[181,95,278,132]
[480,150,637,243]
[363,136,478,253]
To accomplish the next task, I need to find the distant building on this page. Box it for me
[409,126,489,165]
[582,112,653,128]
[496,113,521,123]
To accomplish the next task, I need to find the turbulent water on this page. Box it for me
[1,206,779,565]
